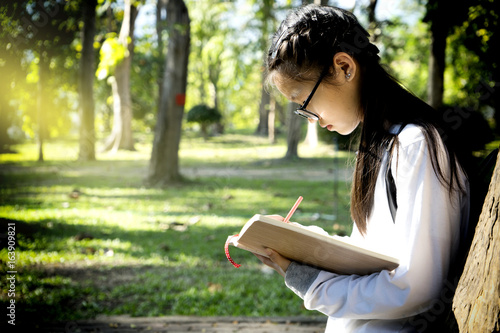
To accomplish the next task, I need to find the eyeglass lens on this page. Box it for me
[295,69,328,121]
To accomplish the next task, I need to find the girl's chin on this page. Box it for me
[335,121,361,135]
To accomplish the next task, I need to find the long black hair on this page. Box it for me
[266,4,466,234]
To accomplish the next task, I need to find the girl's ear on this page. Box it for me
[332,52,357,82]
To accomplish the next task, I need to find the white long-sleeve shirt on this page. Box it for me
[284,124,470,332]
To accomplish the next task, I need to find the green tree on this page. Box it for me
[78,0,98,161]
[253,0,276,137]
[97,0,140,152]
[448,0,499,133]
[424,0,469,109]
[301,0,329,149]
[187,0,234,133]
[0,0,81,161]
[186,104,222,140]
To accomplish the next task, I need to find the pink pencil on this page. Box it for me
[283,196,303,223]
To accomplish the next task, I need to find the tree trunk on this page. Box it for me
[427,33,446,109]
[284,102,302,160]
[426,1,448,110]
[300,0,324,148]
[256,69,270,136]
[37,54,50,162]
[156,0,167,109]
[102,0,138,152]
[452,149,500,332]
[268,96,276,144]
[78,0,97,161]
[304,122,318,148]
[494,66,500,136]
[255,0,273,136]
[148,0,190,184]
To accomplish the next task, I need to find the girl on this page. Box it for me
[256,4,470,332]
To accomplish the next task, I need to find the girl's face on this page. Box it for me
[273,69,363,135]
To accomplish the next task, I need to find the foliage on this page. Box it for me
[0,0,497,152]
[130,32,162,132]
[185,0,260,131]
[422,0,499,129]
[378,18,430,101]
[446,0,499,114]
[187,104,222,124]
[96,33,129,80]
[0,0,82,145]
[0,133,354,322]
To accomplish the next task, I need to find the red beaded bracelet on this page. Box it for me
[224,234,241,268]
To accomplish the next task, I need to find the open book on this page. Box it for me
[226,214,399,275]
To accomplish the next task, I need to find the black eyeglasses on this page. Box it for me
[294,69,329,121]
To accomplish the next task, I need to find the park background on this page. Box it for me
[0,0,499,328]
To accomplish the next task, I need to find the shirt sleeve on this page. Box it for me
[284,128,467,320]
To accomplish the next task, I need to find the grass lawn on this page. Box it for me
[0,133,355,325]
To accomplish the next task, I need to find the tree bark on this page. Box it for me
[78,0,97,161]
[102,0,138,152]
[453,149,500,332]
[148,0,190,184]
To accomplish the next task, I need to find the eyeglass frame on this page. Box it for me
[294,68,330,121]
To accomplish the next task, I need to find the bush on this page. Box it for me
[187,104,222,140]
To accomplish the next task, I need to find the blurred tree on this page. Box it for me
[97,0,139,152]
[253,0,275,137]
[424,0,449,109]
[188,0,234,134]
[455,0,499,134]
[186,104,222,140]
[301,0,328,150]
[156,0,167,105]
[380,18,430,100]
[130,33,162,133]
[148,0,190,184]
[424,0,469,110]
[0,0,81,161]
[284,102,302,159]
[78,0,97,161]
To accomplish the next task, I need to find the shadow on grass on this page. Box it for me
[0,214,286,325]
[0,214,306,326]
[0,157,352,325]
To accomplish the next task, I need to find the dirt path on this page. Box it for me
[186,166,353,182]
[34,315,327,332]
[0,162,354,182]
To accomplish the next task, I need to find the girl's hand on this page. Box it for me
[254,215,291,277]
[264,214,285,221]
[254,248,291,278]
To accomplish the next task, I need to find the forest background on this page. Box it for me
[0,0,499,327]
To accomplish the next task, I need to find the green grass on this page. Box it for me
[0,133,354,324]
